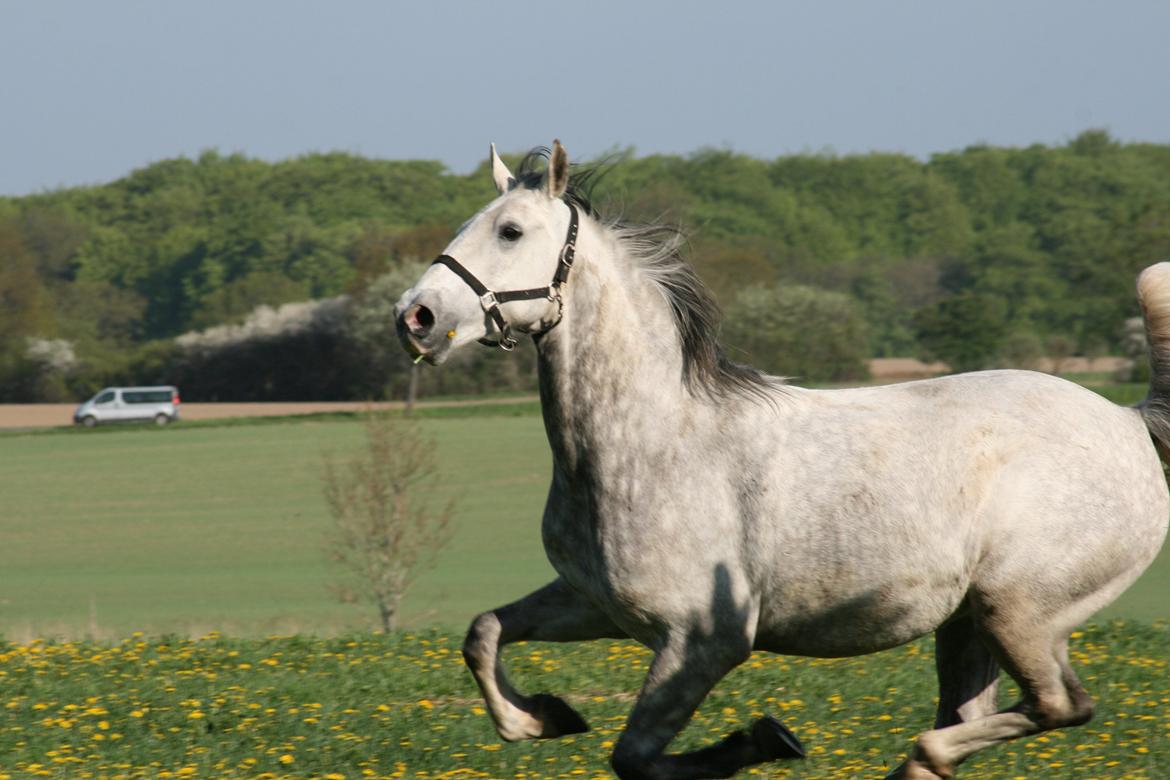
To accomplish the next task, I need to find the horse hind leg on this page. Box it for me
[895,610,1094,780]
[884,614,1000,780]
[931,614,1000,728]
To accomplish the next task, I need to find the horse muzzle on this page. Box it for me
[395,293,458,364]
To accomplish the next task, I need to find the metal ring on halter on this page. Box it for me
[498,327,517,351]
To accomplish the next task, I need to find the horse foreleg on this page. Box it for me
[610,636,804,780]
[463,578,626,741]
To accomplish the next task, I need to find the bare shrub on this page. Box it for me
[322,411,455,632]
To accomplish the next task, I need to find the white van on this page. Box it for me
[74,386,181,428]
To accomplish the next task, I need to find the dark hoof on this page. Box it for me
[532,693,590,737]
[751,715,805,759]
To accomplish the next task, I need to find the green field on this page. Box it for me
[1,623,1167,779]
[0,394,1168,639]
[0,411,553,639]
[1,394,1169,779]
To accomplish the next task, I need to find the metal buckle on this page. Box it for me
[479,291,498,312]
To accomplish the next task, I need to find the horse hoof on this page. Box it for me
[751,715,805,759]
[532,693,590,737]
[884,759,949,780]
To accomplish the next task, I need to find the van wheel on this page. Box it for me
[81,416,97,428]
[154,414,171,427]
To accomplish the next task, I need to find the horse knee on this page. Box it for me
[462,611,501,671]
[1030,689,1094,730]
[909,732,957,780]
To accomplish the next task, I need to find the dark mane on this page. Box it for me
[514,147,603,218]
[515,148,780,401]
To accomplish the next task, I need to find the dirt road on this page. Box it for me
[0,397,539,430]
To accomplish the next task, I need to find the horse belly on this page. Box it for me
[753,572,969,658]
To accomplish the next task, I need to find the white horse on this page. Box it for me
[394,141,1170,780]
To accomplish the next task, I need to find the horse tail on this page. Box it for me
[1136,261,1170,457]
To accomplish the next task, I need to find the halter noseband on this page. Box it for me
[430,201,579,351]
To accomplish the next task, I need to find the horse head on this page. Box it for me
[394,140,578,364]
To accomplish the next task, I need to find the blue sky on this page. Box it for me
[2,0,1168,196]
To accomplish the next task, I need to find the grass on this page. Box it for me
[1,385,1169,640]
[1,385,1169,778]
[1087,382,1148,406]
[0,622,1167,779]
[0,412,553,639]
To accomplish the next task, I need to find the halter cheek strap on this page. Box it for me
[430,202,579,351]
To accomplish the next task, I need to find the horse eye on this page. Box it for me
[499,224,523,242]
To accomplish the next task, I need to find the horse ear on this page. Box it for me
[547,139,569,199]
[490,143,516,194]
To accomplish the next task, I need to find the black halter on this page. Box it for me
[430,201,579,350]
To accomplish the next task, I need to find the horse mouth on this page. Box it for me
[400,332,437,364]
[395,316,431,361]
[398,325,453,366]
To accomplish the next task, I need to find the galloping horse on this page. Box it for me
[394,141,1170,779]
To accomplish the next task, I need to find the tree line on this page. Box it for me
[2,130,1168,401]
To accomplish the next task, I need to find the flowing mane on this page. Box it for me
[514,149,780,400]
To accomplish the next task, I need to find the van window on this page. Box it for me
[124,391,172,404]
[95,391,115,404]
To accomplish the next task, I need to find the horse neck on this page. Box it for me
[535,226,690,474]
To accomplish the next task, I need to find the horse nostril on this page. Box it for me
[416,305,434,330]
[405,304,435,337]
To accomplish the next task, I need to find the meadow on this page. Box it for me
[0,386,1166,639]
[1,389,1169,778]
[0,404,553,639]
[0,623,1167,779]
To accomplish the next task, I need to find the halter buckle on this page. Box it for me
[558,244,575,268]
[478,291,498,312]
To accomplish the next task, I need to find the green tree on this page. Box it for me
[0,228,54,345]
[5,135,1170,401]
[190,271,311,330]
[913,292,1009,372]
[722,284,870,382]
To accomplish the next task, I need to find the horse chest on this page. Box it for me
[541,483,746,642]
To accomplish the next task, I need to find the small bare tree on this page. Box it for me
[322,411,455,632]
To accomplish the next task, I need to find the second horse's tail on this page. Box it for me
[1137,262,1170,457]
